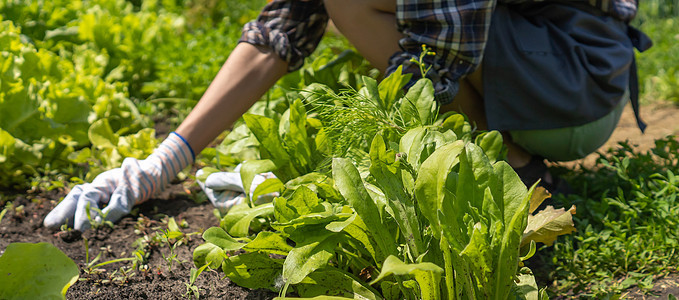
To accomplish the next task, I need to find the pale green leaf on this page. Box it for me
[220,202,274,237]
[283,231,338,284]
[88,118,118,149]
[0,242,79,299]
[413,141,465,239]
[512,270,540,300]
[240,159,277,200]
[202,227,245,250]
[332,158,397,258]
[402,78,436,125]
[369,255,442,300]
[522,205,576,247]
[222,252,284,290]
[294,268,380,299]
[193,242,225,269]
[378,65,411,111]
[474,131,504,163]
[243,231,292,255]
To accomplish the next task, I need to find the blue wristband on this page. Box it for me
[170,131,196,160]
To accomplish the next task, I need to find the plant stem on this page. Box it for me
[441,237,456,300]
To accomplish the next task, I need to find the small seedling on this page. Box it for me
[82,238,136,276]
[0,207,7,224]
[85,202,114,230]
[184,264,209,299]
[158,217,186,272]
[4,202,25,220]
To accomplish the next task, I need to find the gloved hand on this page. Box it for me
[196,166,276,212]
[44,132,194,231]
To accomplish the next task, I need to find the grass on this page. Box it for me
[538,136,679,297]
[634,2,679,104]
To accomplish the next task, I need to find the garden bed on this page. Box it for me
[4,101,678,299]
[0,186,275,299]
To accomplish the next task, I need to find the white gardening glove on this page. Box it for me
[44,132,194,231]
[196,165,276,213]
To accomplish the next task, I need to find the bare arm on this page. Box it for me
[175,42,289,153]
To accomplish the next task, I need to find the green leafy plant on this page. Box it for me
[0,242,79,299]
[193,67,575,298]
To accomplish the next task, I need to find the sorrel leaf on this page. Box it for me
[0,242,79,299]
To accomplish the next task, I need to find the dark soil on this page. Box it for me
[0,185,277,299]
[2,101,679,299]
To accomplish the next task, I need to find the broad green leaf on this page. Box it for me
[240,159,277,200]
[494,173,532,299]
[449,144,494,230]
[243,113,295,178]
[459,222,493,296]
[399,127,426,166]
[341,213,382,264]
[0,128,16,163]
[117,128,158,159]
[0,242,79,299]
[286,185,323,216]
[512,270,540,300]
[88,118,118,149]
[522,205,576,247]
[252,177,284,205]
[285,172,342,203]
[439,114,471,142]
[378,65,411,111]
[193,242,225,269]
[274,196,298,224]
[325,212,356,233]
[284,99,312,173]
[414,141,465,239]
[243,231,293,255]
[332,158,397,258]
[220,202,274,237]
[222,252,284,290]
[369,255,443,300]
[495,161,530,227]
[474,131,505,163]
[314,128,333,156]
[283,231,338,284]
[202,227,245,250]
[369,135,423,257]
[402,78,436,125]
[294,268,381,299]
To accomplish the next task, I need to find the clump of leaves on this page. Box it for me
[546,136,679,296]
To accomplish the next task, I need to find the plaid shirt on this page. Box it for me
[240,0,637,83]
